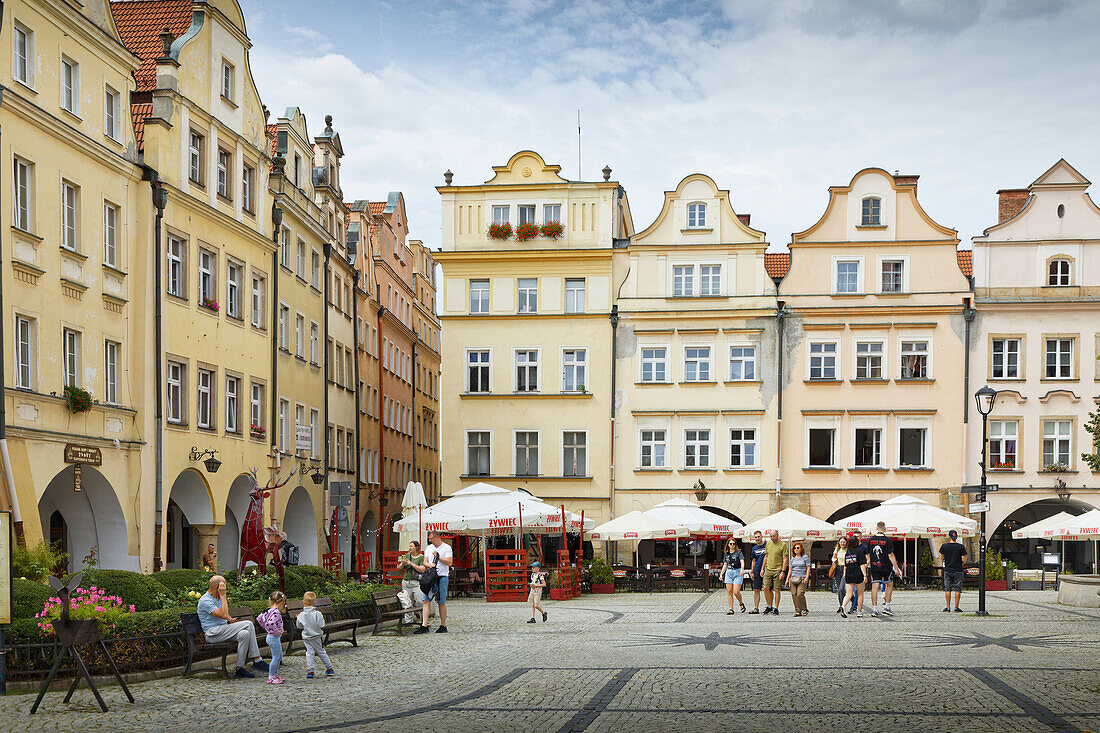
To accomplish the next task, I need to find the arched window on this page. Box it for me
[861,196,882,226]
[1048,258,1071,286]
[687,202,706,228]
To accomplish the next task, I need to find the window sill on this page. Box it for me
[220,94,239,109]
[217,194,233,206]
[851,378,888,384]
[104,134,123,148]
[280,264,293,275]
[830,293,867,298]
[723,380,763,385]
[635,468,673,473]
[11,226,43,242]
[1040,377,1078,382]
[803,467,841,472]
[988,468,1023,473]
[723,467,763,473]
[850,467,888,472]
[804,379,841,384]
[634,381,673,386]
[875,291,909,296]
[460,391,591,399]
[678,380,717,386]
[196,425,216,433]
[102,263,128,278]
[60,107,83,123]
[226,314,245,324]
[278,347,292,355]
[680,227,713,234]
[1038,469,1078,474]
[13,79,36,95]
[189,179,206,190]
[666,295,727,300]
[896,466,934,472]
[897,378,934,384]
[679,468,717,473]
[166,421,189,430]
[989,377,1025,382]
[60,245,88,262]
[166,293,189,306]
[199,304,219,315]
[856,224,887,231]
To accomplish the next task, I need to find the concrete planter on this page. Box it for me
[1017,580,1042,590]
[1057,574,1100,608]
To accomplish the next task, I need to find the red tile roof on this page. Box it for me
[110,0,192,92]
[131,101,152,148]
[368,202,385,216]
[267,123,277,159]
[957,249,973,278]
[764,252,791,280]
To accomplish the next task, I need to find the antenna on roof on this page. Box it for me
[577,109,582,181]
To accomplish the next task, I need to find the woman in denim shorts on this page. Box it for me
[720,539,747,614]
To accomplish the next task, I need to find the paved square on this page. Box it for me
[8,589,1099,732]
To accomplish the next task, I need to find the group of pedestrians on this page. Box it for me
[395,530,453,634]
[720,523,971,618]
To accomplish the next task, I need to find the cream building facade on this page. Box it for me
[774,169,973,537]
[612,175,778,559]
[970,159,1100,572]
[436,151,633,529]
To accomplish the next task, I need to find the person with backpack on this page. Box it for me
[398,540,426,625]
[414,531,452,634]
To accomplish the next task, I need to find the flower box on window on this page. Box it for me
[514,222,540,242]
[200,297,220,312]
[487,222,513,240]
[63,385,93,414]
[1040,462,1071,472]
[250,424,266,438]
[540,221,565,240]
[989,461,1015,470]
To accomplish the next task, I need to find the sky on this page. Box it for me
[240,0,1100,252]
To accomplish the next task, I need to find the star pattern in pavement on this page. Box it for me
[626,632,796,652]
[904,632,1083,653]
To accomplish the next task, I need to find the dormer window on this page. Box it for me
[1048,258,1071,286]
[687,202,706,228]
[861,196,881,226]
[221,60,234,101]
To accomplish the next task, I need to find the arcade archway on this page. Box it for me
[37,465,136,571]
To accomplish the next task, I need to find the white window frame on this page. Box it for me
[167,236,184,297]
[13,23,33,87]
[640,429,668,468]
[562,348,587,392]
[103,202,119,267]
[466,430,491,476]
[189,131,204,184]
[898,425,928,468]
[197,368,214,429]
[310,408,320,458]
[279,398,291,452]
[877,255,908,293]
[61,181,78,251]
[226,261,241,319]
[988,420,1018,469]
[513,430,539,477]
[728,427,758,468]
[699,264,722,296]
[467,349,490,393]
[311,249,321,289]
[854,426,883,467]
[807,425,837,468]
[296,238,306,279]
[729,344,756,381]
[1045,338,1074,379]
[62,328,80,388]
[899,339,930,380]
[250,272,265,328]
[61,56,79,114]
[491,205,509,225]
[672,264,695,297]
[517,278,538,314]
[217,149,231,199]
[104,340,119,404]
[242,164,254,212]
[15,315,34,389]
[250,383,263,433]
[683,345,711,382]
[167,361,185,424]
[13,157,32,231]
[687,202,707,228]
[833,257,863,294]
[278,304,290,350]
[225,375,239,433]
[640,346,668,383]
[517,204,536,225]
[854,341,884,380]
[198,248,215,303]
[544,203,561,223]
[295,313,305,357]
[860,196,882,226]
[469,279,489,313]
[563,430,587,477]
[684,428,711,468]
[310,322,320,364]
[808,340,838,380]
[221,60,234,101]
[565,278,585,313]
[1048,258,1071,286]
[992,338,1020,380]
[515,348,539,393]
[104,86,120,141]
[1042,419,1072,468]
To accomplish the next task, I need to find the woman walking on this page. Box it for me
[787,543,811,616]
[830,537,848,613]
[719,539,747,614]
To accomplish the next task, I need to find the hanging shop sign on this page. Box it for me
[64,444,101,466]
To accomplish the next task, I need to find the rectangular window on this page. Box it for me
[988,420,1017,469]
[61,57,78,114]
[673,265,694,297]
[563,431,586,477]
[899,427,926,467]
[467,350,490,393]
[296,239,306,279]
[469,279,489,313]
[563,349,586,392]
[166,237,184,296]
[854,428,882,467]
[217,149,231,199]
[515,432,538,476]
[13,157,31,231]
[15,316,33,389]
[295,314,305,357]
[13,24,32,86]
[861,197,881,226]
[729,346,756,381]
[641,347,667,383]
[293,154,302,189]
[295,404,306,455]
[310,322,320,364]
[279,305,290,350]
[700,264,721,296]
[517,278,538,313]
[279,399,290,452]
[684,429,710,468]
[197,368,213,429]
[836,261,859,293]
[251,273,265,328]
[544,204,561,223]
[517,205,535,224]
[103,203,119,267]
[225,375,239,433]
[640,430,667,468]
[516,349,538,392]
[63,328,80,387]
[991,338,1019,379]
[809,342,837,380]
[900,341,928,379]
[1042,419,1072,468]
[225,261,241,319]
[250,383,263,433]
[855,342,883,379]
[221,61,234,100]
[198,249,215,303]
[881,260,904,292]
[167,361,184,424]
[492,205,509,225]
[242,164,254,212]
[279,227,291,268]
[729,428,757,467]
[311,250,321,289]
[808,428,836,467]
[61,181,78,250]
[189,131,204,184]
[1045,338,1073,379]
[104,86,120,140]
[104,340,118,404]
[565,278,585,313]
[467,432,490,476]
[687,202,706,228]
[684,346,711,381]
[310,409,320,458]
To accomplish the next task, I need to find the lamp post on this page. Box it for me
[974,385,997,616]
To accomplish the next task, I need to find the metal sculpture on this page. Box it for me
[239,469,295,592]
[30,573,134,714]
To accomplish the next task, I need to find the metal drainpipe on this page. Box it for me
[377,288,386,564]
[412,338,417,491]
[271,204,283,485]
[142,165,167,571]
[322,242,332,553]
[963,300,976,488]
[775,301,786,500]
[351,267,361,572]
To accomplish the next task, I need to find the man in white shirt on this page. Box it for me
[414,531,453,634]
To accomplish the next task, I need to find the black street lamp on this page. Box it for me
[974,385,997,616]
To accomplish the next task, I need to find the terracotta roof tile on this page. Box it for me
[368,202,385,216]
[110,0,192,92]
[957,249,973,278]
[131,101,152,148]
[764,252,791,280]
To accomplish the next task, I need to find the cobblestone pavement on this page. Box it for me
[7,590,1099,732]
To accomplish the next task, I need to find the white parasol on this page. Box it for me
[732,507,843,541]
[643,498,743,564]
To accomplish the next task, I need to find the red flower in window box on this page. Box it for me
[487,222,513,240]
[989,461,1015,470]
[514,222,540,242]
[541,221,565,240]
[63,385,93,414]
[200,297,220,312]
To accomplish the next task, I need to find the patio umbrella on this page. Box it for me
[1012,511,1077,540]
[391,482,563,536]
[398,481,428,552]
[643,498,743,564]
[732,507,843,541]
[1042,509,1100,572]
[589,511,687,566]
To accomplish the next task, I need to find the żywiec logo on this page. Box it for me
[624,532,638,538]
[714,524,730,532]
[806,530,820,537]
[426,522,449,532]
[489,518,517,529]
[664,529,678,537]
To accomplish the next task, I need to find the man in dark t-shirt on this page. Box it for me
[939,530,968,612]
[867,522,903,617]
[748,532,768,614]
[839,535,868,618]
[846,530,866,612]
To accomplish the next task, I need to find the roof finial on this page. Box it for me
[158,26,175,58]
[602,164,612,181]
[324,115,333,135]
[443,170,453,186]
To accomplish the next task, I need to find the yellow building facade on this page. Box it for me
[436,151,633,529]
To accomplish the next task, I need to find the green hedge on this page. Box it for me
[71,569,173,612]
[151,568,213,595]
[292,564,342,594]
[12,578,55,620]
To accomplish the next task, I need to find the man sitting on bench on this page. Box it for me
[197,575,269,679]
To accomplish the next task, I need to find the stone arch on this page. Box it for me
[37,465,137,571]
[825,499,882,525]
[167,468,214,524]
[284,485,319,566]
[166,468,215,569]
[218,473,256,571]
[361,510,377,566]
[990,495,1099,571]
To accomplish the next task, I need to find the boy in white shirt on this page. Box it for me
[528,561,547,624]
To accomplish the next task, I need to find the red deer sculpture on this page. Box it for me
[239,469,295,591]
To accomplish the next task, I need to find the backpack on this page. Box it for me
[281,540,300,566]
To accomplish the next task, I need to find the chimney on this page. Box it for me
[997,189,1029,223]
[737,213,751,226]
[893,174,919,191]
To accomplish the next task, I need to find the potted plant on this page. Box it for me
[200,296,219,312]
[1040,461,1071,472]
[1005,558,1016,589]
[548,570,563,600]
[990,460,1015,470]
[985,548,1007,591]
[487,222,513,241]
[540,221,565,240]
[250,423,266,439]
[514,221,540,242]
[588,557,614,594]
[63,385,93,414]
